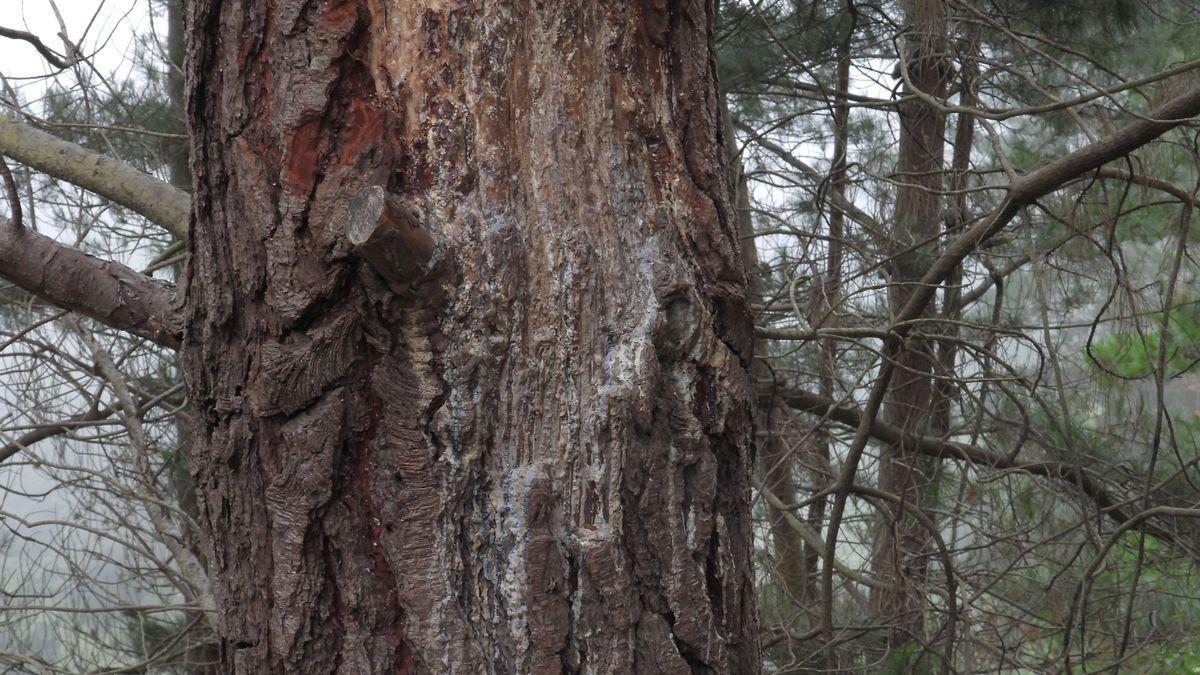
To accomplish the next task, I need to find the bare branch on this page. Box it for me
[0,116,189,240]
[0,219,182,348]
[73,320,213,617]
[734,118,883,235]
[0,379,185,464]
[0,402,114,464]
[774,387,1195,554]
[0,25,74,70]
[895,85,1200,337]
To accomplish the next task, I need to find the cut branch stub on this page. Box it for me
[347,185,437,290]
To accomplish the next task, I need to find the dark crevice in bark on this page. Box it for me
[320,535,347,671]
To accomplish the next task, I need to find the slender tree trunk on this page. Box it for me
[869,0,949,649]
[732,130,807,607]
[723,97,806,607]
[804,9,853,611]
[181,2,759,672]
[933,41,977,466]
[165,0,189,193]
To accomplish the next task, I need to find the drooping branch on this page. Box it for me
[0,220,182,348]
[774,387,1195,554]
[74,320,213,617]
[0,25,75,70]
[0,116,190,240]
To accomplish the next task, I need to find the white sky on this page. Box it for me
[0,1,162,572]
[2,1,154,103]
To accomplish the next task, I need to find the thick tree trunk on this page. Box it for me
[868,0,948,648]
[181,1,759,672]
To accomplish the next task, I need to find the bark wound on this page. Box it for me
[347,185,437,291]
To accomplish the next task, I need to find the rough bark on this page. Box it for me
[0,220,181,347]
[182,1,758,673]
[868,0,949,645]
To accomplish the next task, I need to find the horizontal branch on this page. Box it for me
[773,387,1194,553]
[0,116,189,240]
[755,325,889,341]
[0,220,182,348]
[0,403,113,464]
[0,382,184,465]
[895,86,1200,333]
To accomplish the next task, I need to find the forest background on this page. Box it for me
[0,0,1198,672]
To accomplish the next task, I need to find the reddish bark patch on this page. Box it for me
[184,1,759,670]
[284,118,324,191]
[319,0,363,28]
[338,99,386,166]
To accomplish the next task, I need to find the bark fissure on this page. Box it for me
[183,1,758,672]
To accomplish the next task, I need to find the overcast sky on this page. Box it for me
[3,1,154,104]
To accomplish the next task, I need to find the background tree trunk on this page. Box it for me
[727,106,808,610]
[868,0,949,649]
[181,1,759,672]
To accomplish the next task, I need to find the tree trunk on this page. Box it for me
[868,0,948,648]
[726,107,807,609]
[805,12,851,611]
[165,0,189,193]
[181,1,759,672]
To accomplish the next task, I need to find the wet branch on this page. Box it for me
[0,219,182,348]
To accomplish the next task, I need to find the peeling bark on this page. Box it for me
[182,1,759,672]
